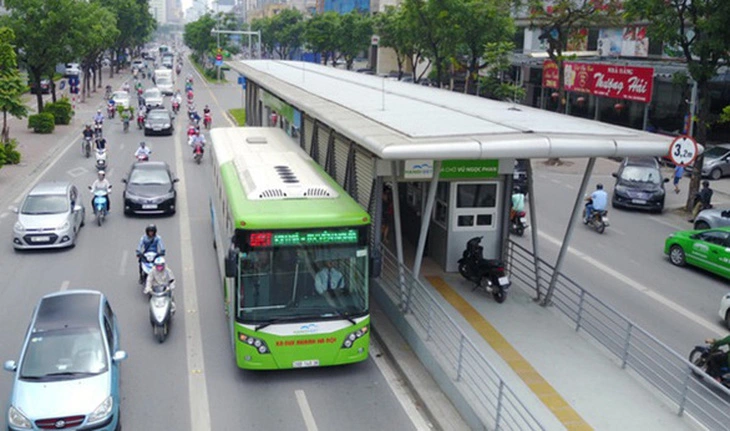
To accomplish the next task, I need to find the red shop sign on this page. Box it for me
[542,60,654,103]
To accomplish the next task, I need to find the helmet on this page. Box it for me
[145,224,157,236]
[85,124,91,128]
[97,170,105,178]
[702,180,710,187]
[153,256,165,270]
[596,183,604,190]
[97,109,101,114]
[139,141,146,147]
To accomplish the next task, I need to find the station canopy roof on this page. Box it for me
[230,60,675,161]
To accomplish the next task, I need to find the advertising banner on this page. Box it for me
[543,60,654,103]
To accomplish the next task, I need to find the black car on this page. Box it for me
[122,161,178,215]
[144,107,174,136]
[611,157,669,212]
[28,78,51,94]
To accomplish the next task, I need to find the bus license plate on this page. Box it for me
[142,204,157,209]
[293,360,320,368]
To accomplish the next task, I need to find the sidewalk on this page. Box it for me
[0,69,132,212]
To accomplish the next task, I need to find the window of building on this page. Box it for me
[452,182,498,231]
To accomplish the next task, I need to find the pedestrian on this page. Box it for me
[381,186,393,245]
[673,164,684,194]
[689,180,713,222]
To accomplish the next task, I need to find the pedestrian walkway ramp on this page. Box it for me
[372,239,727,430]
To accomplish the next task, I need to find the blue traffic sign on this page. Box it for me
[215,59,223,67]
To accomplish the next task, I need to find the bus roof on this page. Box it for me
[210,127,370,230]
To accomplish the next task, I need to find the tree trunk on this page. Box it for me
[50,79,57,104]
[686,79,710,211]
[2,110,8,143]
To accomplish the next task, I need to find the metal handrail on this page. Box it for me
[507,239,730,430]
[377,245,547,431]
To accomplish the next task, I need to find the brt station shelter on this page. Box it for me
[229,60,677,301]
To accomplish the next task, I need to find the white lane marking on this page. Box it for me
[370,339,433,430]
[0,212,8,219]
[119,250,128,276]
[175,120,212,430]
[67,167,87,178]
[538,230,724,336]
[295,390,319,431]
[649,215,686,231]
[60,280,70,291]
[550,178,561,184]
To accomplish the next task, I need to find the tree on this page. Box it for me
[251,17,276,57]
[374,5,430,82]
[0,27,28,144]
[270,9,304,60]
[184,14,217,64]
[452,0,514,94]
[71,2,118,100]
[99,0,155,76]
[336,11,372,70]
[478,42,525,101]
[625,0,730,211]
[304,11,340,65]
[402,0,461,88]
[5,0,79,113]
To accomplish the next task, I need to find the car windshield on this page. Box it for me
[157,78,171,86]
[19,327,108,380]
[704,147,730,158]
[112,93,127,102]
[147,111,169,120]
[145,90,161,98]
[235,245,369,324]
[21,194,68,215]
[620,166,661,184]
[129,168,170,185]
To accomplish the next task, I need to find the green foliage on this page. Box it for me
[0,26,28,143]
[337,11,372,70]
[0,142,7,167]
[270,9,304,59]
[478,42,525,102]
[251,17,276,56]
[184,15,217,63]
[229,108,246,126]
[27,113,55,133]
[43,98,74,125]
[3,138,20,164]
[304,11,340,64]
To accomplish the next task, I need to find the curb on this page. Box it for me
[370,300,468,431]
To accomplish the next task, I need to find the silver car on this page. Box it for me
[694,207,730,230]
[12,181,85,250]
[142,87,164,108]
[688,143,730,180]
[4,290,127,431]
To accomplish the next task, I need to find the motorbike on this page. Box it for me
[82,136,92,158]
[688,342,730,389]
[457,236,510,303]
[122,115,130,133]
[148,282,174,343]
[193,142,204,164]
[107,103,116,119]
[95,148,107,171]
[94,121,103,139]
[104,86,112,101]
[203,113,212,130]
[583,199,609,234]
[509,211,528,237]
[89,188,110,226]
[137,112,145,130]
[172,100,180,115]
[138,251,159,285]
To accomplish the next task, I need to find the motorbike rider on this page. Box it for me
[584,184,608,223]
[122,81,130,93]
[190,130,205,154]
[705,335,730,381]
[189,107,201,125]
[690,180,714,222]
[89,170,111,212]
[95,136,107,151]
[511,186,525,222]
[144,256,176,314]
[137,224,165,258]
[135,141,152,160]
[82,124,94,141]
[203,105,211,116]
[93,109,104,125]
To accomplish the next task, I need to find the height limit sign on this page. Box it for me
[668,135,699,167]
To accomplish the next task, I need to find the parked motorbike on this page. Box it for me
[82,136,92,158]
[148,282,174,343]
[89,188,110,226]
[688,342,730,389]
[95,148,107,171]
[509,211,528,237]
[583,199,609,234]
[203,113,212,130]
[457,236,510,303]
[138,251,159,285]
[137,112,145,130]
[193,143,204,164]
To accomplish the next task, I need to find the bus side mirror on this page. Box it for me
[225,250,238,277]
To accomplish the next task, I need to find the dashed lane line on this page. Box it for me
[295,390,319,431]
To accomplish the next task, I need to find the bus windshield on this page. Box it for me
[236,245,368,324]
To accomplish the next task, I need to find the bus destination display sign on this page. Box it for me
[249,229,359,247]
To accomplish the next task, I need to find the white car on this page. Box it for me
[110,91,130,109]
[65,62,80,77]
[719,293,730,329]
[142,87,164,108]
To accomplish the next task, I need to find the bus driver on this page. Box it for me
[315,260,345,295]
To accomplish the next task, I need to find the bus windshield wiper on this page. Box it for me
[324,309,356,326]
[254,316,300,331]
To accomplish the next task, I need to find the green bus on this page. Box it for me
[209,127,371,370]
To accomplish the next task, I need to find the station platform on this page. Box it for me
[371,239,700,431]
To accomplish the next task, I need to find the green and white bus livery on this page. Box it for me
[209,127,371,370]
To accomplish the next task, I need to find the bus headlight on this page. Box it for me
[238,332,270,354]
[341,325,368,349]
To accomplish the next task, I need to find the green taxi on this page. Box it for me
[664,226,730,279]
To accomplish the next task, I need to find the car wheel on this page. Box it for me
[694,221,710,230]
[710,168,722,180]
[669,245,686,266]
